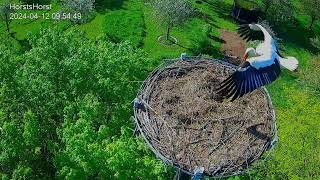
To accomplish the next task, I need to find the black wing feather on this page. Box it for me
[237,24,264,42]
[216,60,281,101]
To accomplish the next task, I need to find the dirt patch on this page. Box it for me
[135,60,275,177]
[220,30,246,65]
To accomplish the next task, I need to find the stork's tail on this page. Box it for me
[279,57,299,71]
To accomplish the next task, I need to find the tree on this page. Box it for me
[20,0,50,3]
[262,0,272,16]
[0,0,14,33]
[301,0,320,30]
[152,0,194,41]
[64,0,95,24]
[0,28,170,179]
[260,0,294,24]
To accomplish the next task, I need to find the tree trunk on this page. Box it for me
[4,12,10,33]
[166,26,170,41]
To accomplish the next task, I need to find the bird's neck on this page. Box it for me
[256,24,272,44]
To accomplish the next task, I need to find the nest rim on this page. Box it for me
[133,57,277,178]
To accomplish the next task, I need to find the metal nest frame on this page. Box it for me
[133,57,278,178]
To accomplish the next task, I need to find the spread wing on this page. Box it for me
[238,24,264,42]
[216,60,281,101]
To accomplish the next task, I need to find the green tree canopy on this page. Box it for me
[152,0,195,41]
[0,0,14,33]
[0,28,168,179]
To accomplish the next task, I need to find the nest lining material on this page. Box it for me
[134,58,276,177]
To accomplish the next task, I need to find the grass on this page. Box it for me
[9,2,61,40]
[142,6,185,58]
[235,0,261,10]
[76,14,105,39]
[102,0,145,47]
[1,0,320,179]
[262,9,320,177]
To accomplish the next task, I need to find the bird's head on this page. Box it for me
[243,48,257,61]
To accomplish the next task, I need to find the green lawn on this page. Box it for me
[1,0,320,179]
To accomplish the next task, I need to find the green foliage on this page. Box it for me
[310,36,320,51]
[20,0,51,3]
[152,0,195,40]
[0,0,14,33]
[152,0,195,27]
[266,0,295,24]
[234,0,260,10]
[103,3,145,47]
[105,130,168,179]
[63,0,95,24]
[1,0,320,179]
[190,25,215,55]
[0,28,167,179]
[300,0,320,29]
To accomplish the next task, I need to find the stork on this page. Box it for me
[216,23,299,101]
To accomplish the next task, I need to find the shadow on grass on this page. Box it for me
[209,35,225,43]
[95,0,128,12]
[201,0,234,21]
[175,42,192,50]
[189,37,221,57]
[199,13,220,29]
[17,39,32,52]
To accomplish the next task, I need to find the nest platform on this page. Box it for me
[133,58,277,178]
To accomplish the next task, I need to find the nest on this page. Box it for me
[133,58,277,178]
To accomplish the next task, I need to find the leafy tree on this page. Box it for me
[259,0,294,24]
[268,0,294,24]
[0,28,169,179]
[152,0,194,41]
[0,0,14,33]
[262,0,272,16]
[300,0,320,30]
[63,0,95,24]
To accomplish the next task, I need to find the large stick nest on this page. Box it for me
[133,58,276,177]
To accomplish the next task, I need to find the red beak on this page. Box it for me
[242,53,248,61]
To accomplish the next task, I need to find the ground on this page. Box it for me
[220,30,246,58]
[1,0,320,179]
[220,30,246,65]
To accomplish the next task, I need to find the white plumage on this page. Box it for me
[246,24,298,71]
[216,23,299,101]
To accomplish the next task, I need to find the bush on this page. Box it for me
[103,10,145,47]
[264,0,295,24]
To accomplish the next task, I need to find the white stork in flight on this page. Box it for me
[216,23,299,101]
